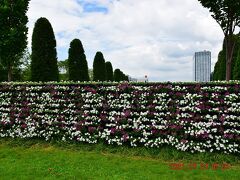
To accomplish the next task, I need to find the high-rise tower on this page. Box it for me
[193,51,211,82]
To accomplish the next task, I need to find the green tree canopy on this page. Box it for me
[123,74,129,81]
[213,34,240,80]
[114,69,121,82]
[68,39,89,81]
[105,61,114,81]
[198,0,240,80]
[213,50,226,81]
[80,53,90,81]
[114,69,129,82]
[233,49,240,80]
[0,0,30,81]
[93,52,106,81]
[31,17,59,82]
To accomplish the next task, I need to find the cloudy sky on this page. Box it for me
[26,0,224,82]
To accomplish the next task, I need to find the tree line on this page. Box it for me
[31,18,129,82]
[0,1,128,82]
[2,0,239,82]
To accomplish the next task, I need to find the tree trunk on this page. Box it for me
[225,35,235,81]
[8,65,12,82]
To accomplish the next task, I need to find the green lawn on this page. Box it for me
[0,139,239,180]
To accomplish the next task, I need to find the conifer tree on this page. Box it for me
[105,61,113,81]
[93,52,106,81]
[114,69,121,82]
[31,17,59,81]
[68,39,89,81]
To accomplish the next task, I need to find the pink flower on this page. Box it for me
[21,124,27,129]
[122,133,129,142]
[88,126,96,134]
[110,128,116,134]
[123,110,131,118]
[181,139,188,144]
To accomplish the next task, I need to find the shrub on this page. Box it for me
[31,17,59,82]
[93,52,106,81]
[0,81,239,154]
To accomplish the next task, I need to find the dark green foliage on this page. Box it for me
[31,17,59,82]
[80,54,90,81]
[0,64,7,82]
[0,64,22,82]
[68,39,81,81]
[124,74,129,81]
[120,71,129,81]
[213,51,226,81]
[68,39,89,81]
[0,0,29,81]
[105,61,113,81]
[0,49,30,82]
[114,69,121,82]
[114,69,129,82]
[233,50,240,80]
[231,35,240,79]
[93,52,106,81]
[21,66,31,81]
[119,70,124,81]
[213,35,240,80]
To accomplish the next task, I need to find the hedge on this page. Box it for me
[0,81,239,154]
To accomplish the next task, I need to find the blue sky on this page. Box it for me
[82,3,108,13]
[27,0,224,82]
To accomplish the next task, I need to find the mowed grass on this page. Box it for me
[0,138,239,180]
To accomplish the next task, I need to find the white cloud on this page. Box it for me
[27,0,224,81]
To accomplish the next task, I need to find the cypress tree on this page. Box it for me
[105,61,113,81]
[114,69,121,82]
[68,39,80,81]
[213,50,226,81]
[213,38,226,81]
[93,52,106,81]
[213,56,220,81]
[68,39,89,81]
[124,74,129,81]
[80,54,90,81]
[120,70,124,81]
[31,17,59,81]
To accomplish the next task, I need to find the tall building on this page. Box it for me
[193,51,211,82]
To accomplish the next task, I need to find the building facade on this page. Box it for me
[128,76,149,82]
[193,51,211,82]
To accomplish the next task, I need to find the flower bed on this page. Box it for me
[0,82,239,154]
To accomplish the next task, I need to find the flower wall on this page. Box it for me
[0,82,239,154]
